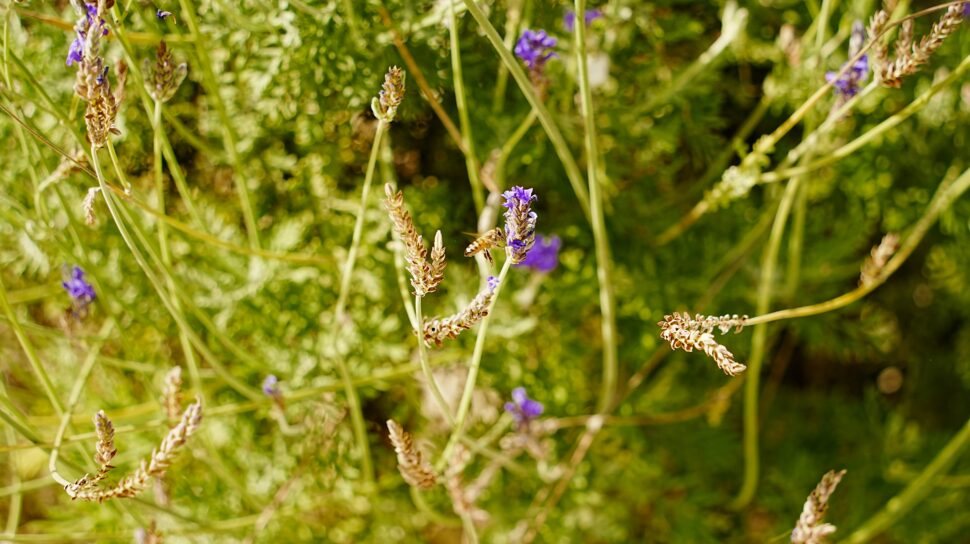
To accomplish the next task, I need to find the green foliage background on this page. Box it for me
[1,0,969,542]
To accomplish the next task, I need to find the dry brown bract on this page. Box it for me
[860,233,899,287]
[65,399,203,502]
[791,469,847,544]
[386,420,437,490]
[658,313,748,376]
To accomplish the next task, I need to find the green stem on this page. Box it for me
[437,258,514,471]
[843,417,970,544]
[176,0,260,249]
[747,165,970,327]
[460,0,591,221]
[575,0,618,413]
[731,176,802,509]
[761,54,970,184]
[447,0,484,212]
[415,296,456,426]
[330,122,388,488]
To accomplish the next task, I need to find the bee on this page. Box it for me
[464,227,506,264]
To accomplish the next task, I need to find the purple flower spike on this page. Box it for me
[62,265,96,304]
[504,387,544,426]
[514,29,558,71]
[502,186,539,264]
[516,234,561,273]
[262,375,280,397]
[564,8,604,32]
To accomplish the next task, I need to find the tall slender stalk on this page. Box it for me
[437,258,514,471]
[843,417,970,543]
[329,121,388,487]
[731,176,802,509]
[574,0,618,413]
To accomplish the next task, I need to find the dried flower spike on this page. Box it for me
[658,312,748,376]
[878,4,966,87]
[161,366,183,421]
[423,276,499,347]
[143,40,187,103]
[82,186,101,226]
[791,469,847,544]
[65,398,203,501]
[371,66,406,123]
[383,184,444,296]
[387,420,437,490]
[93,410,116,478]
[860,233,899,287]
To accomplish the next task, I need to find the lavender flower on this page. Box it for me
[504,387,544,426]
[62,265,96,304]
[502,186,538,264]
[487,275,500,291]
[262,375,280,397]
[516,234,561,272]
[67,37,84,66]
[67,2,109,67]
[563,8,603,32]
[156,9,172,20]
[514,29,558,71]
[826,21,869,98]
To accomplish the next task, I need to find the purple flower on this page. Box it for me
[502,186,538,264]
[563,8,603,32]
[504,387,544,425]
[516,234,561,273]
[262,375,280,397]
[487,275,500,291]
[156,9,172,20]
[66,36,84,66]
[514,29,558,71]
[62,265,96,305]
[826,21,869,98]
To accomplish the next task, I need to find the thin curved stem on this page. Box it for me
[732,176,802,509]
[843,417,970,544]
[575,0,618,413]
[329,121,387,488]
[437,258,514,471]
[747,165,970,327]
